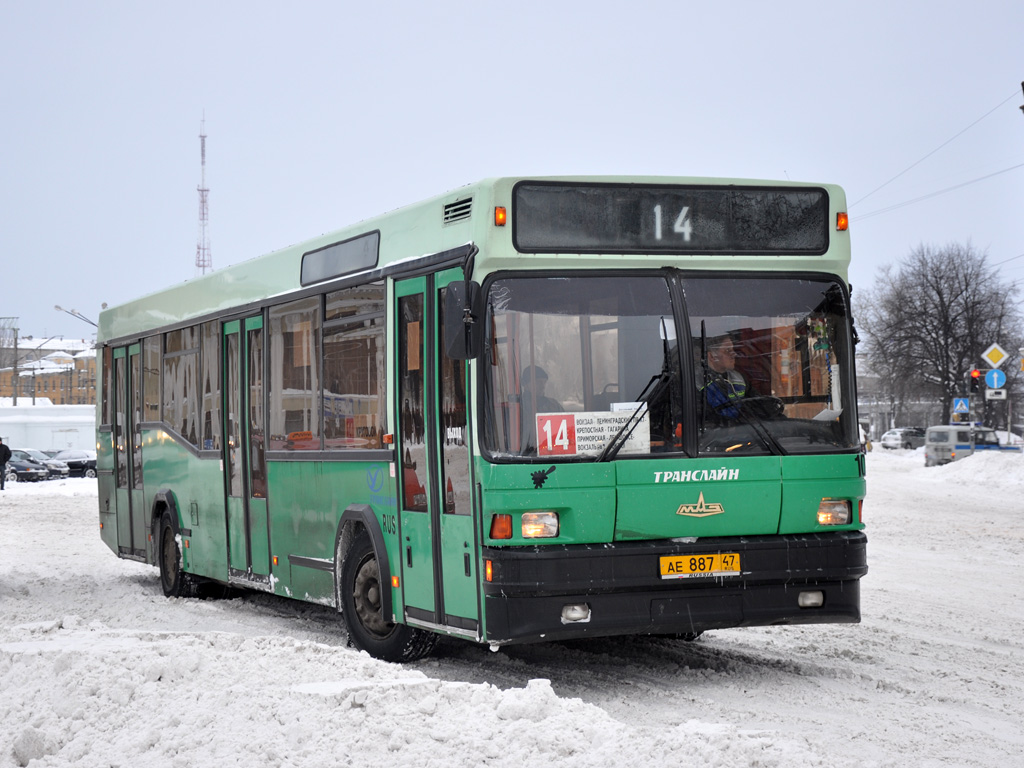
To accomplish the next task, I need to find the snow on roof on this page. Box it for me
[13,336,94,353]
[17,359,72,376]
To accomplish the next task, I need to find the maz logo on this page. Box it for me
[676,492,725,518]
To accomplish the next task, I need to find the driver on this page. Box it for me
[703,336,749,419]
[519,365,563,454]
[520,365,562,413]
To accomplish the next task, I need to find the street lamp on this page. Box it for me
[54,305,98,328]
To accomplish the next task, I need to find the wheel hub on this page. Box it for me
[353,555,392,637]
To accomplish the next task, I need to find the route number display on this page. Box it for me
[536,407,650,457]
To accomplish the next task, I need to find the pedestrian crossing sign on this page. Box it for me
[953,398,969,414]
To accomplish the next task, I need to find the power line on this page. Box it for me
[991,251,1024,267]
[850,88,1021,209]
[855,161,1024,221]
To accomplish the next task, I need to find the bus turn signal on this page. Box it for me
[489,514,512,539]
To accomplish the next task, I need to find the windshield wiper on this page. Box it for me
[699,320,709,431]
[594,371,667,462]
[743,412,787,455]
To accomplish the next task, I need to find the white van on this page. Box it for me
[924,426,973,467]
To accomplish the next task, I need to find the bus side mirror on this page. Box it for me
[444,281,484,360]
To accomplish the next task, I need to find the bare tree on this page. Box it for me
[858,285,925,427]
[859,242,1022,425]
[0,317,19,373]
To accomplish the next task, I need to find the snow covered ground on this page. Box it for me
[2,449,1023,767]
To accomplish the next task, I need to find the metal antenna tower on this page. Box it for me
[195,117,213,275]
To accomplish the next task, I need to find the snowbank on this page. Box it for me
[1,450,1023,767]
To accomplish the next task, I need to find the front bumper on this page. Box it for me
[482,531,867,644]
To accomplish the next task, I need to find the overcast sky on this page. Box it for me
[3,1,1022,341]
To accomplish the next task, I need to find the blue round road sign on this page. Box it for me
[985,369,1006,389]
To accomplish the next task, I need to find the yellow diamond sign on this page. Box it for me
[982,342,1008,369]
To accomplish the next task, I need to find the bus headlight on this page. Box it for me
[522,511,559,538]
[817,499,851,526]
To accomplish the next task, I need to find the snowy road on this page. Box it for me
[1,449,1022,767]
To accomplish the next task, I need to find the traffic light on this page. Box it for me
[969,369,982,392]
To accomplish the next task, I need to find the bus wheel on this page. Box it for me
[339,531,438,662]
[157,510,194,598]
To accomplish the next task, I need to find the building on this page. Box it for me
[0,337,97,405]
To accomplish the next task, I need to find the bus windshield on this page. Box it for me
[686,275,857,455]
[482,274,857,459]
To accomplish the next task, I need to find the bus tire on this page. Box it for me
[157,509,194,598]
[339,531,438,663]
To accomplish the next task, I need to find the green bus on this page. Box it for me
[96,176,867,662]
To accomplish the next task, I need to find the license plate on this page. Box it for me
[659,552,741,579]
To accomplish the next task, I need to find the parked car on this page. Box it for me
[924,426,973,467]
[5,457,49,483]
[52,449,97,478]
[11,449,70,479]
[880,427,926,450]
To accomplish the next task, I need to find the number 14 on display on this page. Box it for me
[653,205,692,242]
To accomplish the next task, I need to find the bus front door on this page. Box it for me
[395,272,479,637]
[223,316,272,589]
[113,344,147,560]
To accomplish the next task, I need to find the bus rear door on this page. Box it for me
[222,316,272,588]
[113,344,147,560]
[395,271,479,637]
